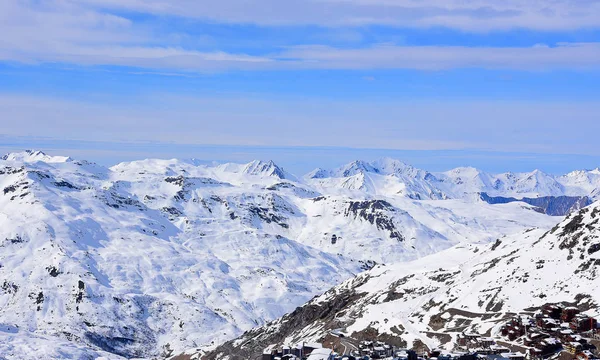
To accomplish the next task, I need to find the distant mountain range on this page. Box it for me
[307,158,600,203]
[0,150,597,358]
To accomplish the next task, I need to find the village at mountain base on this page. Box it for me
[262,303,600,360]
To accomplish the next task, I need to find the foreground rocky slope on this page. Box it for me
[204,201,600,360]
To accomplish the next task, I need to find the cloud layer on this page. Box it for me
[81,0,600,31]
[1,1,600,72]
[2,93,599,155]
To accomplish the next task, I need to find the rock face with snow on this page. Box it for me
[0,151,596,358]
[205,201,600,360]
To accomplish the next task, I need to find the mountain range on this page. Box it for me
[0,150,598,359]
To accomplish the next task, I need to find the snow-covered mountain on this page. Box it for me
[0,151,595,358]
[205,201,600,360]
[0,153,358,358]
[306,158,600,204]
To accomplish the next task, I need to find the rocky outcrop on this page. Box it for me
[345,200,404,241]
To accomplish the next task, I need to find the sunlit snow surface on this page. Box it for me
[1,151,590,358]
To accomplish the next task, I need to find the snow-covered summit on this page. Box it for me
[307,158,600,201]
[1,149,72,163]
[241,160,291,179]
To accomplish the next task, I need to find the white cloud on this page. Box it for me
[277,43,600,70]
[74,0,600,31]
[1,1,600,72]
[2,41,599,72]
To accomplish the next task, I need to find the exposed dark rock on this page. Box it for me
[575,259,600,274]
[47,266,61,277]
[3,185,17,195]
[1,280,18,294]
[589,243,600,254]
[30,291,44,309]
[562,213,585,236]
[428,270,460,283]
[247,206,289,228]
[53,181,78,189]
[345,200,404,241]
[6,235,25,244]
[101,191,145,211]
[491,239,502,251]
[161,206,183,217]
[28,170,50,180]
[358,260,377,271]
[165,176,185,187]
[0,166,25,175]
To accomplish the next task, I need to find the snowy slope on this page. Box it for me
[206,201,600,360]
[0,151,591,358]
[0,152,358,358]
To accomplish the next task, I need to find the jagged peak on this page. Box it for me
[340,160,378,175]
[372,157,417,174]
[526,169,548,176]
[305,167,330,179]
[334,159,413,177]
[242,160,288,179]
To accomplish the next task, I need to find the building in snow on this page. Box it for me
[570,315,598,332]
[306,348,334,360]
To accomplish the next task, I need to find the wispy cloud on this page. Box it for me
[79,0,600,31]
[1,1,600,72]
[277,43,600,71]
[1,41,599,72]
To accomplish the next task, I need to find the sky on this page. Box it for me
[1,0,600,175]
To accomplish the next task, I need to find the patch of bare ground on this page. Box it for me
[351,327,408,348]
[424,332,452,345]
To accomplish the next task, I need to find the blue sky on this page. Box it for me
[1,0,599,174]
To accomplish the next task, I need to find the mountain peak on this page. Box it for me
[335,160,379,177]
[242,160,288,179]
[305,167,330,179]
